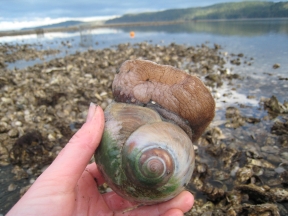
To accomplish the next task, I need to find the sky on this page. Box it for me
[0,0,285,31]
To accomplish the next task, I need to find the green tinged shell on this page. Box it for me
[95,102,195,204]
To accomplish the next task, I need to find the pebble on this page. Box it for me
[266,154,282,164]
[0,122,8,133]
[11,165,28,180]
[264,169,276,178]
[19,185,31,197]
[8,128,19,138]
[48,133,56,142]
[275,166,286,174]
[280,152,288,160]
[0,144,9,166]
[1,97,13,104]
[29,178,36,184]
[95,93,103,101]
[261,145,279,154]
[84,73,93,78]
[7,183,17,192]
[15,121,22,127]
[273,63,280,69]
[40,165,49,173]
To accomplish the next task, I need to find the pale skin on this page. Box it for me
[7,103,194,216]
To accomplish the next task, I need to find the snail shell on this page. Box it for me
[95,102,195,204]
[95,59,215,204]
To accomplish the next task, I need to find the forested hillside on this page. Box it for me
[106,1,288,23]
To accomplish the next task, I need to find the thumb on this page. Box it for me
[39,103,104,187]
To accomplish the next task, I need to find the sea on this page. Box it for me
[0,18,288,214]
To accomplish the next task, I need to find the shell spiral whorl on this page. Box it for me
[125,146,174,187]
[123,122,177,188]
[142,148,172,176]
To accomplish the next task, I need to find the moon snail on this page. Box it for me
[95,59,215,204]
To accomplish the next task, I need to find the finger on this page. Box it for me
[161,208,183,216]
[113,191,194,216]
[85,163,106,186]
[157,191,194,214]
[74,165,100,214]
[39,103,104,189]
[102,191,135,211]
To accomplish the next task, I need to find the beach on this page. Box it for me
[0,20,288,215]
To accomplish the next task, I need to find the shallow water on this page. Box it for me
[3,19,288,102]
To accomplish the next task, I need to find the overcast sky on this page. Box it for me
[1,0,284,20]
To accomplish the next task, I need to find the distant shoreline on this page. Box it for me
[0,20,186,37]
[0,17,287,38]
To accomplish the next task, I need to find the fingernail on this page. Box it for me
[86,102,98,123]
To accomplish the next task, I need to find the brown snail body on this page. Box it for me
[113,59,215,142]
[95,60,215,204]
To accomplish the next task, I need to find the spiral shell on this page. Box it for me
[95,59,215,204]
[95,102,195,204]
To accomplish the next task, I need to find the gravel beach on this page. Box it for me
[0,40,287,215]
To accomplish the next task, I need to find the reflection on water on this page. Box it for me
[0,28,120,43]
[79,27,93,47]
[35,28,45,38]
[117,19,288,36]
[1,19,287,44]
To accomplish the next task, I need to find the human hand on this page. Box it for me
[7,103,194,216]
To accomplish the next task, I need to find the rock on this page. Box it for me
[273,63,280,69]
[242,203,280,216]
[230,58,241,65]
[271,120,288,135]
[15,121,22,127]
[11,165,28,180]
[0,121,9,133]
[47,133,56,142]
[8,128,19,138]
[261,145,279,154]
[280,151,288,160]
[280,171,288,185]
[0,144,9,166]
[10,130,55,168]
[19,185,31,197]
[263,95,288,114]
[7,183,17,192]
[225,107,241,118]
[270,188,288,202]
[205,74,223,87]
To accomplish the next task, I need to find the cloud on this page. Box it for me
[2,0,284,19]
[0,0,211,18]
[0,15,118,31]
